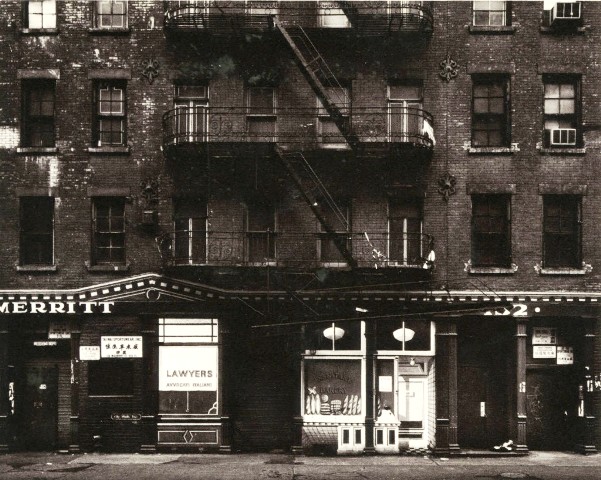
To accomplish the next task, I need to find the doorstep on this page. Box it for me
[449,449,529,458]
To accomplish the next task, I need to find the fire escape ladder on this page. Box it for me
[272,17,360,150]
[275,146,356,268]
[336,1,359,27]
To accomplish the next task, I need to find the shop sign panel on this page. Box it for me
[532,327,557,345]
[533,345,556,358]
[80,346,101,361]
[159,345,218,391]
[48,320,71,339]
[557,346,574,365]
[101,336,143,358]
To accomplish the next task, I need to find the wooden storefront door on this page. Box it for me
[19,365,58,450]
[526,369,579,450]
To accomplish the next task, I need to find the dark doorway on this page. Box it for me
[230,329,297,452]
[457,320,511,449]
[526,369,579,450]
[18,365,58,450]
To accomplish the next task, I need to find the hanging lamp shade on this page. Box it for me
[393,327,415,342]
[323,326,345,341]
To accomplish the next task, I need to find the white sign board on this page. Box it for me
[101,336,143,358]
[533,345,556,358]
[49,320,71,339]
[532,327,556,345]
[378,376,393,393]
[80,346,101,361]
[159,345,218,391]
[557,346,574,365]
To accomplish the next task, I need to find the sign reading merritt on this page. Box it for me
[0,301,115,314]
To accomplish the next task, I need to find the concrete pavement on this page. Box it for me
[0,451,600,479]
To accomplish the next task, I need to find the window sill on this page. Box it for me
[469,25,517,34]
[85,262,130,272]
[538,268,588,275]
[20,28,59,35]
[467,144,519,154]
[467,266,517,275]
[540,26,587,34]
[538,147,586,155]
[17,147,58,154]
[88,27,130,35]
[87,146,130,154]
[16,264,58,273]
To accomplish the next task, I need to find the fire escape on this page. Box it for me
[272,14,359,268]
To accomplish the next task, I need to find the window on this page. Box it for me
[543,195,581,268]
[376,319,433,352]
[246,86,276,141]
[246,0,278,16]
[95,0,127,29]
[94,81,126,147]
[544,77,580,147]
[92,197,125,265]
[472,76,510,147]
[22,80,55,148]
[24,0,56,29]
[174,84,208,144]
[471,195,511,267]
[318,85,350,146]
[245,201,276,264]
[388,198,423,266]
[20,197,54,266]
[89,360,134,396]
[388,82,424,142]
[473,1,509,26]
[319,200,350,265]
[318,1,351,28]
[158,319,219,416]
[173,198,207,265]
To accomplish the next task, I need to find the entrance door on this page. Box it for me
[20,366,58,450]
[527,369,579,450]
[398,376,428,447]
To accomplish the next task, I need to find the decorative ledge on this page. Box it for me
[466,143,519,154]
[465,260,518,275]
[16,265,58,273]
[16,147,58,154]
[88,27,130,35]
[469,25,517,34]
[534,262,593,275]
[87,146,130,154]
[538,146,586,155]
[20,28,59,35]
[85,262,131,273]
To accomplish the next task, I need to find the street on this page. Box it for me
[1,452,600,480]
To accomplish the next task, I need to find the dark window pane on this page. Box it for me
[471,195,510,267]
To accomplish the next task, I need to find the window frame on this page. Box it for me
[21,79,56,148]
[91,197,126,266]
[543,75,581,148]
[317,85,350,147]
[94,80,127,147]
[246,85,277,142]
[95,0,128,29]
[471,194,512,268]
[472,1,509,27]
[24,0,57,30]
[318,199,351,266]
[543,195,582,269]
[245,202,277,265]
[471,75,510,148]
[388,197,423,266]
[19,196,55,267]
[173,198,208,265]
[317,1,351,28]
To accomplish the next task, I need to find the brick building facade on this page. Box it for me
[0,0,600,455]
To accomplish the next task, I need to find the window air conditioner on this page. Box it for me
[550,2,581,24]
[550,128,577,146]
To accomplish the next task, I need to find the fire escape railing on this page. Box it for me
[157,230,434,269]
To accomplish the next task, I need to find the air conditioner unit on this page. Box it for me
[550,128,577,146]
[550,2,581,24]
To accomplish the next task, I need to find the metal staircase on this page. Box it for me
[273,18,360,150]
[275,146,356,268]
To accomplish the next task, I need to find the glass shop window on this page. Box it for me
[376,319,432,352]
[305,320,362,352]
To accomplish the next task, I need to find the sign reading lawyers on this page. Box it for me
[101,336,143,358]
[159,345,218,391]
